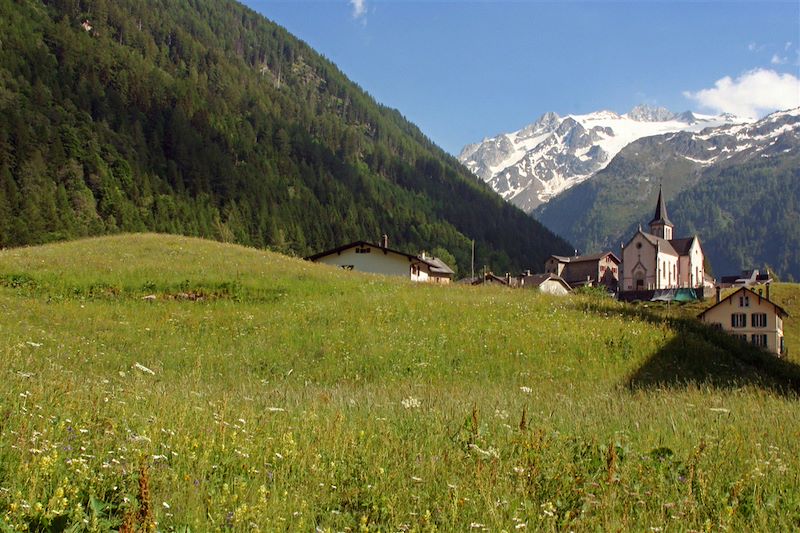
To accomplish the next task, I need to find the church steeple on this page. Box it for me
[649,185,673,240]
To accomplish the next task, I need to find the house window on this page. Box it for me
[739,295,749,307]
[780,336,785,355]
[734,334,748,343]
[731,313,746,328]
[751,334,768,348]
[751,313,767,328]
[355,246,371,254]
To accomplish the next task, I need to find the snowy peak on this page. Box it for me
[458,105,748,213]
[625,104,676,122]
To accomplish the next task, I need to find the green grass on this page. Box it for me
[1,234,800,531]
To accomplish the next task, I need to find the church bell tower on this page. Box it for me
[649,185,673,240]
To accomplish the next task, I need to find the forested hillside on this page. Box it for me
[667,156,800,281]
[0,0,570,273]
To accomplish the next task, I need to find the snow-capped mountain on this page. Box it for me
[533,107,800,277]
[458,105,748,213]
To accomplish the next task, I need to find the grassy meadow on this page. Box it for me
[1,234,799,532]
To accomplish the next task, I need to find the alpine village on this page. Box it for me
[1,1,799,532]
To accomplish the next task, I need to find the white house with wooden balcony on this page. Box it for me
[698,286,788,356]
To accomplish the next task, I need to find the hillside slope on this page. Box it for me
[1,234,800,530]
[0,0,570,273]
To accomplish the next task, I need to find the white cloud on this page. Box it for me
[350,0,366,19]
[747,41,763,52]
[771,53,788,65]
[683,68,800,119]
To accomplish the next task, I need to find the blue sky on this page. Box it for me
[244,1,800,155]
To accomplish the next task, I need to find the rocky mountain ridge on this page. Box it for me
[458,104,747,212]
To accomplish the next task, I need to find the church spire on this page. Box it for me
[649,185,672,226]
[649,185,673,240]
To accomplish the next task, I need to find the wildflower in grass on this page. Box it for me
[540,501,556,518]
[401,397,421,409]
[520,386,532,394]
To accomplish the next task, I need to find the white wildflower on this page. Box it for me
[401,397,421,409]
[520,386,532,394]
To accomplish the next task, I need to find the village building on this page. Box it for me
[544,252,620,290]
[466,272,510,286]
[698,286,788,356]
[517,272,571,295]
[719,269,772,288]
[620,186,706,293]
[305,239,454,284]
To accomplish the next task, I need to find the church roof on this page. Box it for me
[640,231,678,256]
[648,185,673,227]
[668,237,696,255]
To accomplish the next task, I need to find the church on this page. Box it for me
[620,187,706,292]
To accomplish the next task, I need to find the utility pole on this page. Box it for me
[471,239,475,280]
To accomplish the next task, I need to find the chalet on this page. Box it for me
[698,286,788,356]
[305,239,454,284]
[544,252,620,290]
[620,186,706,293]
[517,272,571,295]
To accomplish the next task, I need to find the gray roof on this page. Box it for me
[520,273,571,290]
[640,231,678,256]
[425,256,455,275]
[669,237,696,255]
[549,252,621,264]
